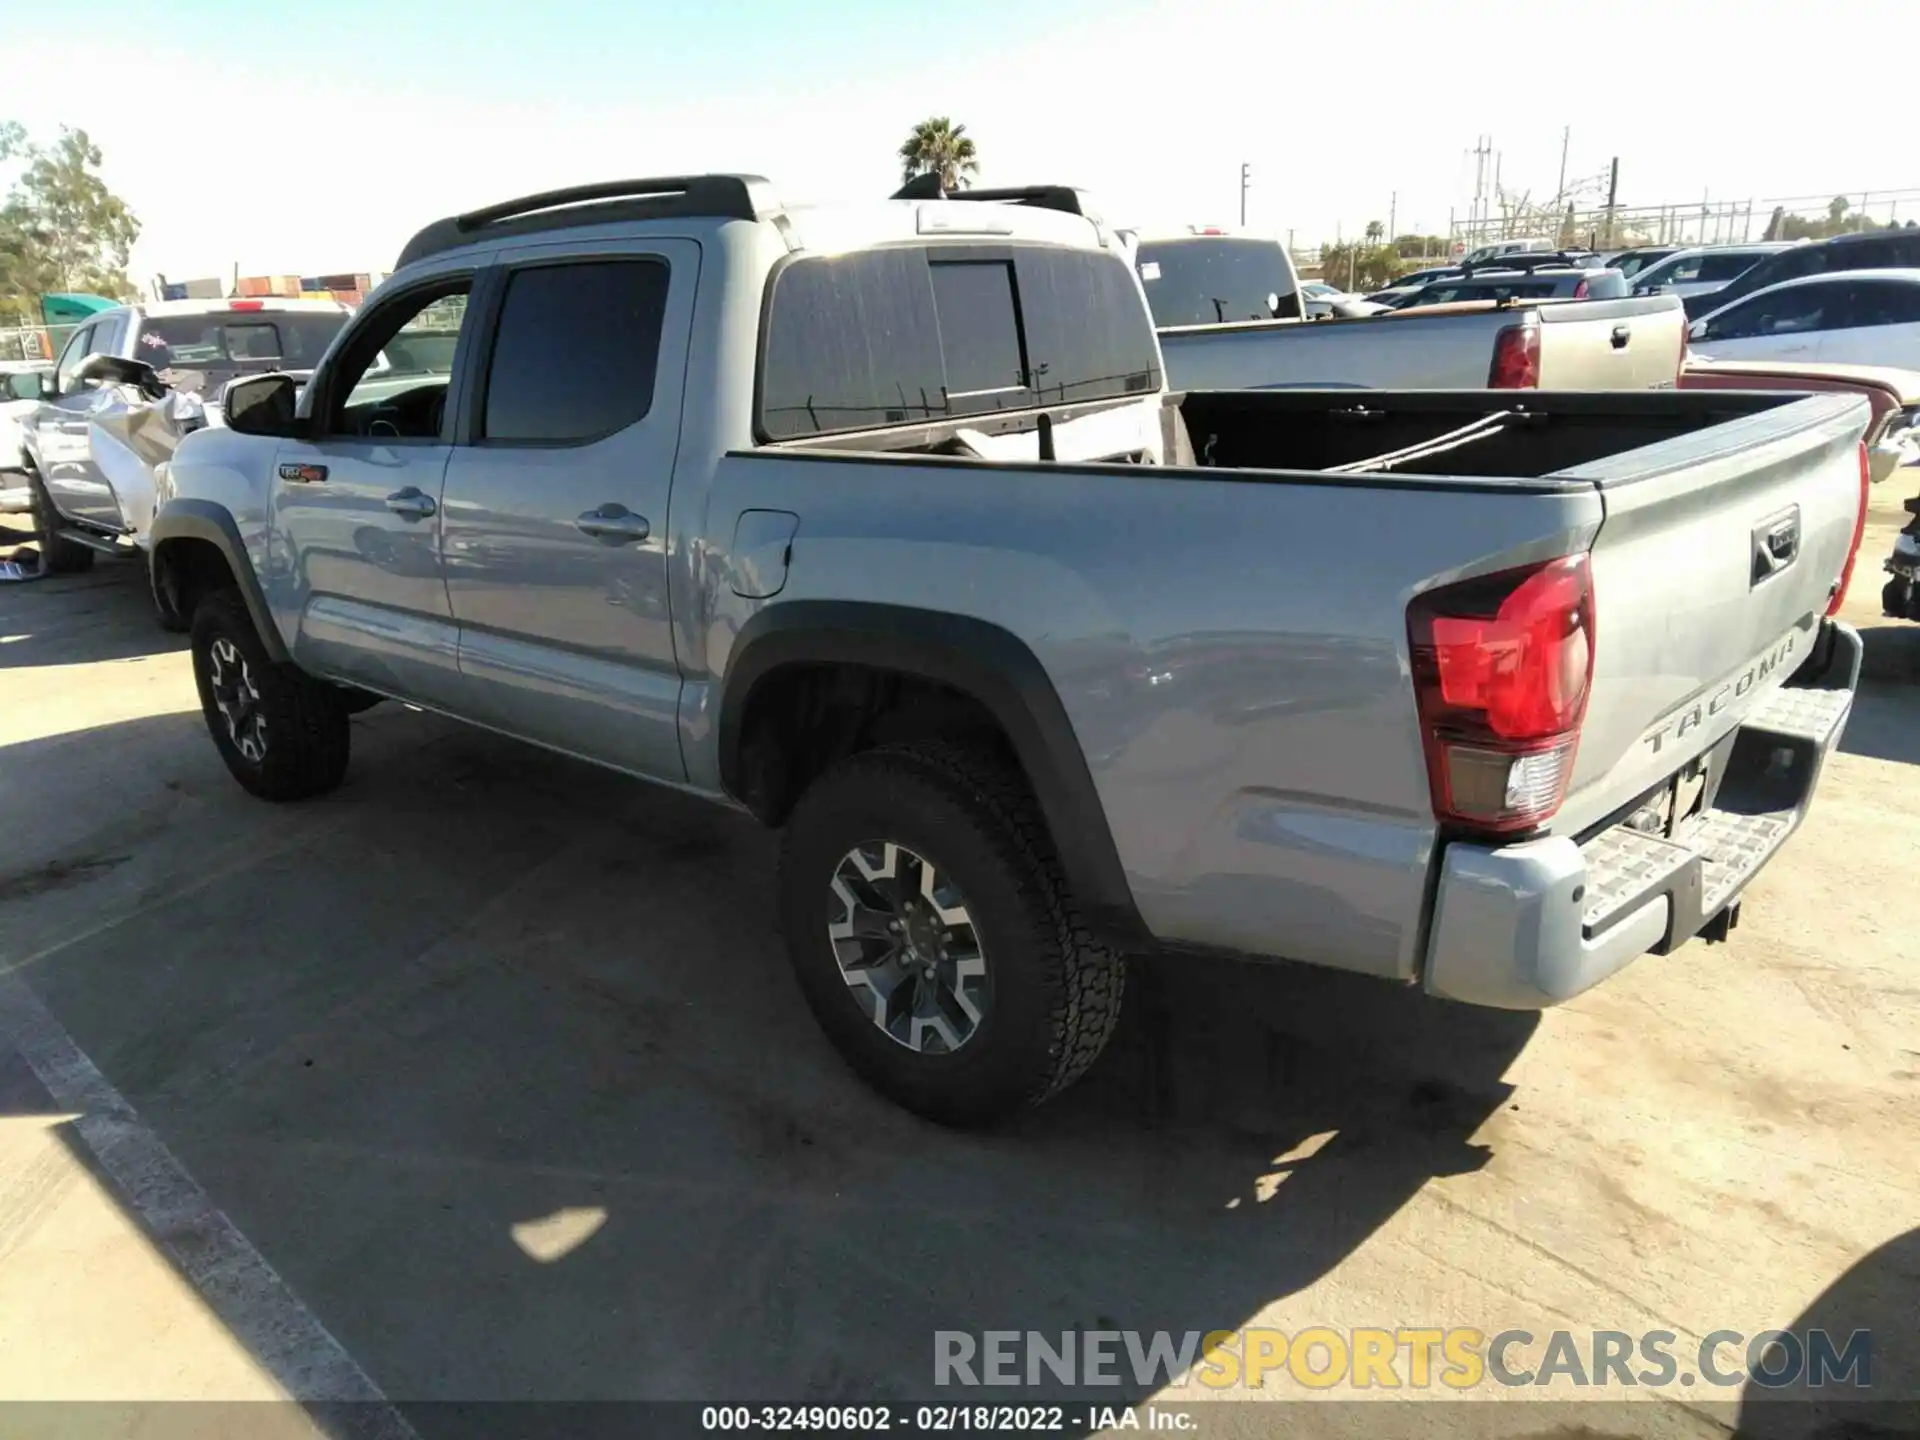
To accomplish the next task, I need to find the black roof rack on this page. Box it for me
[1459,250,1592,276]
[397,175,778,267]
[890,173,1096,219]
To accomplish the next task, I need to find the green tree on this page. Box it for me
[0,124,141,318]
[897,117,980,191]
[1314,241,1400,293]
[1363,219,1384,243]
[1827,195,1850,225]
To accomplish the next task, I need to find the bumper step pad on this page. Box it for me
[1578,682,1853,947]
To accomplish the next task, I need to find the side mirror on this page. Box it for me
[1687,320,1706,343]
[2,369,48,401]
[75,352,166,397]
[223,374,300,437]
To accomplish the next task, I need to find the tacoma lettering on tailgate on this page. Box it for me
[1640,633,1797,756]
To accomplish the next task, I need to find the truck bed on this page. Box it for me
[1176,387,1802,479]
[730,386,1867,983]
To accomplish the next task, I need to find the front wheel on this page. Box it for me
[26,468,93,574]
[148,550,189,632]
[190,589,350,801]
[778,743,1124,1126]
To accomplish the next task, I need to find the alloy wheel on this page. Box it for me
[827,841,988,1054]
[206,637,268,763]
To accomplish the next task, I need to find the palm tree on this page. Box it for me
[1364,220,1384,243]
[898,118,980,191]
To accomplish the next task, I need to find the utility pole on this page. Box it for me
[1239,162,1250,227]
[1469,135,1492,231]
[1388,191,1397,244]
[1556,125,1569,201]
[1604,156,1620,248]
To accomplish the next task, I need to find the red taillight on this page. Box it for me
[1488,324,1540,388]
[1408,554,1595,833]
[1827,440,1871,616]
[1572,277,1589,299]
[228,300,264,311]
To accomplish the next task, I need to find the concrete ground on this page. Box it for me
[0,501,1915,1438]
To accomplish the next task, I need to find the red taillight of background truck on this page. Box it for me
[1826,439,1871,617]
[1408,554,1596,834]
[1488,323,1541,389]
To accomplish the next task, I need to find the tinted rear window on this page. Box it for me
[758,243,1160,440]
[1133,238,1302,326]
[138,312,347,392]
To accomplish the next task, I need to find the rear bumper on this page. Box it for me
[1422,620,1860,1009]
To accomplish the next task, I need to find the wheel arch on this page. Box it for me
[149,500,289,662]
[718,601,1147,945]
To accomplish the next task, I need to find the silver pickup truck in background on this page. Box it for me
[151,175,1869,1126]
[1134,231,1688,392]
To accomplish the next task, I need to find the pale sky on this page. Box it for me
[4,0,1914,287]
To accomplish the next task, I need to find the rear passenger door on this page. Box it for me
[439,238,697,782]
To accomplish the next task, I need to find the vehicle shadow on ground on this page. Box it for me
[0,710,1539,1435]
[1845,625,1920,766]
[0,526,184,670]
[1736,1227,1920,1439]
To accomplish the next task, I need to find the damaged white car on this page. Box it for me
[14,298,351,620]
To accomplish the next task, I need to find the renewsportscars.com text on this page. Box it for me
[934,1327,1872,1391]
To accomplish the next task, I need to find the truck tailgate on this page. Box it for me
[1555,391,1867,834]
[1535,296,1685,391]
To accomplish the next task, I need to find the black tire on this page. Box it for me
[25,467,93,574]
[147,550,189,632]
[778,742,1124,1126]
[190,589,350,801]
[1885,576,1915,621]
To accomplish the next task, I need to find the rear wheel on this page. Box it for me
[190,589,350,800]
[778,742,1124,1126]
[26,467,93,575]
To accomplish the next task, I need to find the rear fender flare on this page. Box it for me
[718,602,1147,945]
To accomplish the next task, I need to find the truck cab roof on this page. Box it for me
[393,175,1117,275]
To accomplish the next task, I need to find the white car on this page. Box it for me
[0,362,45,525]
[1630,243,1795,302]
[1687,269,1920,368]
[1461,236,1553,267]
[1,361,44,469]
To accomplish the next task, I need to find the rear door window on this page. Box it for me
[1698,252,1764,282]
[758,244,1159,440]
[481,259,671,443]
[1835,281,1920,329]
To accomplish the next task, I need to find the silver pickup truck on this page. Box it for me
[1135,233,1687,393]
[151,175,1869,1126]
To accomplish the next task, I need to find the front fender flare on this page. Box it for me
[148,499,288,662]
[718,601,1146,945]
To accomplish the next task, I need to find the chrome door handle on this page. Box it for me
[386,487,437,520]
[575,503,650,544]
